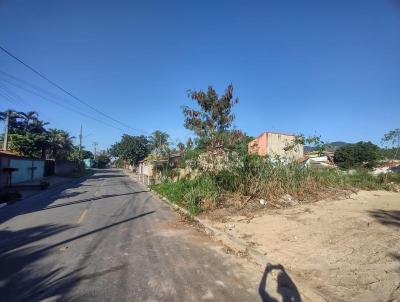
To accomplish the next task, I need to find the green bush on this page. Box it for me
[334,141,381,169]
[151,174,219,214]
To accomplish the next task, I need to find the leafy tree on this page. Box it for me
[8,132,47,158]
[1,109,78,160]
[109,134,150,165]
[334,141,381,169]
[182,84,239,149]
[68,147,93,161]
[95,152,111,169]
[285,134,327,155]
[1,109,49,158]
[382,128,400,160]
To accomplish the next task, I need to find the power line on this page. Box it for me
[0,69,77,105]
[0,75,127,132]
[0,45,147,134]
[0,84,24,106]
[0,90,15,105]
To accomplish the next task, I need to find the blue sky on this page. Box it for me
[0,0,399,152]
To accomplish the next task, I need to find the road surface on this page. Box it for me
[0,169,265,301]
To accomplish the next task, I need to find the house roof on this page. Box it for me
[0,150,21,158]
[0,150,42,160]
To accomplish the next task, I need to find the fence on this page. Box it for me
[133,172,150,186]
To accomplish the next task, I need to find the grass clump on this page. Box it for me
[151,174,219,214]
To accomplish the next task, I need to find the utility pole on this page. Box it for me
[2,111,9,150]
[93,142,98,161]
[79,125,83,161]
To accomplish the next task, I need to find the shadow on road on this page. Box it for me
[29,191,149,213]
[368,210,400,228]
[0,210,154,300]
[258,263,301,302]
[0,224,78,301]
[0,177,90,225]
[87,174,126,180]
[0,169,137,224]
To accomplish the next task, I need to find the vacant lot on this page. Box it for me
[208,190,400,301]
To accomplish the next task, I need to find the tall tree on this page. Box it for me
[47,128,74,160]
[1,109,77,160]
[20,111,39,129]
[334,141,381,169]
[382,128,400,161]
[149,130,170,155]
[182,84,239,149]
[109,134,150,165]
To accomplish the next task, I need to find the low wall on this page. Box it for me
[9,159,44,184]
[55,161,77,176]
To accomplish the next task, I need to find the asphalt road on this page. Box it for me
[0,169,265,302]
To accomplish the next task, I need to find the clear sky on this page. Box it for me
[0,0,399,152]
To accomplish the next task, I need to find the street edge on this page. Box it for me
[124,170,328,302]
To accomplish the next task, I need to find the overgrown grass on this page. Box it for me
[152,154,400,214]
[151,174,219,214]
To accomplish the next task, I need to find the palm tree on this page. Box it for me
[20,111,38,128]
[150,130,169,151]
[0,109,25,133]
[47,128,74,160]
[149,130,170,158]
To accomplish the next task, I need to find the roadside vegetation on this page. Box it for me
[150,85,400,214]
[106,86,399,215]
[0,110,97,163]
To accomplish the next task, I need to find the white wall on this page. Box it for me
[10,159,44,183]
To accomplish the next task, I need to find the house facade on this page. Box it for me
[248,131,303,160]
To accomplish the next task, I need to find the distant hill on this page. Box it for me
[304,141,349,153]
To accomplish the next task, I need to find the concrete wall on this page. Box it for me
[55,161,76,176]
[248,132,267,156]
[9,159,44,184]
[266,132,303,160]
[248,132,303,160]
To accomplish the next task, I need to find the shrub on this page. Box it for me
[151,174,219,214]
[334,141,381,169]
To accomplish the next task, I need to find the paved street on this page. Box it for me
[0,169,262,301]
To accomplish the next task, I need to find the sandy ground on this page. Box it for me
[209,190,400,302]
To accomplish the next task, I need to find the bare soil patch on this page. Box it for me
[207,190,400,301]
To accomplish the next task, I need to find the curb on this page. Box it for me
[148,188,267,262]
[125,171,328,301]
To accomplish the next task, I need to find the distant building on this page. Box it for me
[248,131,303,160]
[136,153,182,177]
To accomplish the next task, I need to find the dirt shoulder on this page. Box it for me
[204,190,400,301]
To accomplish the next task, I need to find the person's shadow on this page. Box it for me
[258,263,302,302]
